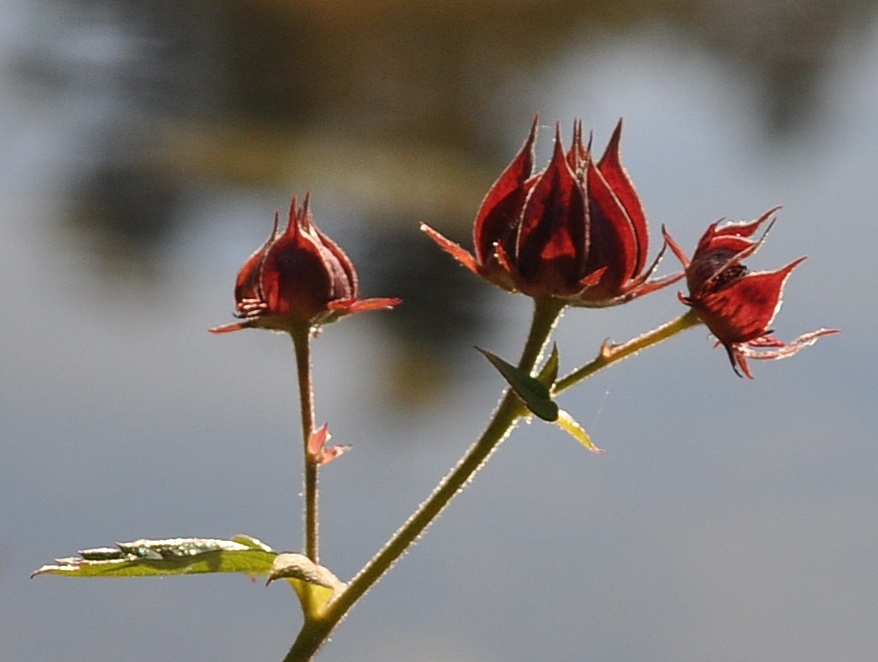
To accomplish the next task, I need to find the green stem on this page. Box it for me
[553,308,702,395]
[291,326,319,565]
[282,297,565,662]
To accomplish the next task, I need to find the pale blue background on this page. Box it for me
[1,2,873,661]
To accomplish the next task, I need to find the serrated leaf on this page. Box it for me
[556,409,606,454]
[536,343,560,389]
[266,553,345,616]
[478,347,559,421]
[31,536,277,579]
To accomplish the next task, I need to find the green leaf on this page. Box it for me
[266,553,345,616]
[478,347,559,421]
[31,536,278,579]
[536,343,560,390]
[230,534,273,552]
[32,535,348,619]
[556,409,606,454]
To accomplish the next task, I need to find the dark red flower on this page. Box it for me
[210,193,399,334]
[663,208,838,378]
[422,117,680,305]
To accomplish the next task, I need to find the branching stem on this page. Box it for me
[282,297,565,661]
[283,304,703,661]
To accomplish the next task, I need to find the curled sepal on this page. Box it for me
[266,553,345,617]
[30,536,277,579]
[307,423,351,466]
[477,347,559,421]
[556,409,606,454]
[732,327,839,377]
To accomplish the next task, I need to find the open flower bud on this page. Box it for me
[663,209,838,377]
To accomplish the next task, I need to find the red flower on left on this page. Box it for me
[210,193,400,334]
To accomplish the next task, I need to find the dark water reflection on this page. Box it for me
[4,2,877,661]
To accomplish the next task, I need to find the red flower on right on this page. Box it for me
[663,208,838,378]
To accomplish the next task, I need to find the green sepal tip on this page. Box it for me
[477,347,559,421]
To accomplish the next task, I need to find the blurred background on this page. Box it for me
[1,0,875,660]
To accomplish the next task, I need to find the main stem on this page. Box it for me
[283,297,565,662]
[291,326,319,564]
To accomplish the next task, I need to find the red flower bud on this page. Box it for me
[663,209,838,377]
[211,194,400,334]
[422,117,681,306]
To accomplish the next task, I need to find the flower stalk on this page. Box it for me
[554,308,703,394]
[290,325,319,565]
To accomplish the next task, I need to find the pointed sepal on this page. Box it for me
[536,343,560,390]
[556,409,606,454]
[477,347,559,421]
[307,423,351,466]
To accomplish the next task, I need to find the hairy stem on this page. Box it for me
[291,326,319,565]
[553,308,702,394]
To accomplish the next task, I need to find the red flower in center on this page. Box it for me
[422,117,680,306]
[663,208,838,377]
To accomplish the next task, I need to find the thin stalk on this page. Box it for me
[290,326,319,565]
[553,308,702,395]
[282,297,565,662]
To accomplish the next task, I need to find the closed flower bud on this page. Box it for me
[211,194,399,334]
[422,117,680,306]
